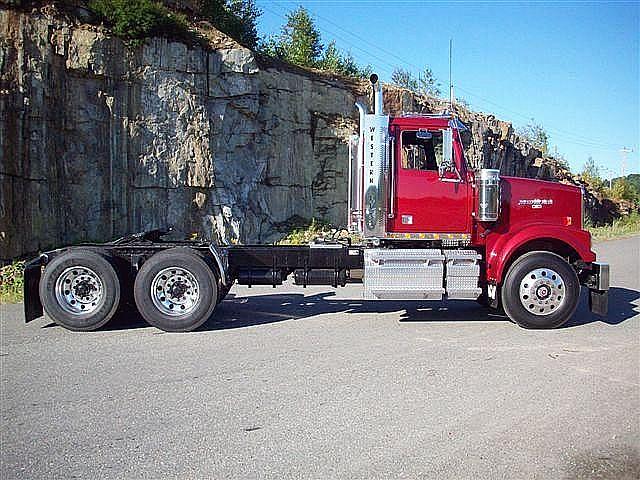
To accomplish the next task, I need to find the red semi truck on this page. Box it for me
[23,75,609,332]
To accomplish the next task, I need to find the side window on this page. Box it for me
[401,130,444,171]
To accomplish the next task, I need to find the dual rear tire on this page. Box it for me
[40,247,221,332]
[133,248,218,332]
[39,249,122,331]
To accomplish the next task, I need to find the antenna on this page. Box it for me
[449,38,455,112]
[620,147,632,177]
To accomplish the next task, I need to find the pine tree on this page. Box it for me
[281,7,323,67]
[260,7,370,78]
[260,7,322,67]
[418,68,441,97]
[391,68,418,91]
[320,41,360,77]
[320,41,341,71]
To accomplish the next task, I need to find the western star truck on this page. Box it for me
[23,75,610,332]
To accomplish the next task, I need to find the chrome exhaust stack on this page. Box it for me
[348,102,368,232]
[351,73,389,239]
[370,74,384,116]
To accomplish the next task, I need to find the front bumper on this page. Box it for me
[585,262,609,317]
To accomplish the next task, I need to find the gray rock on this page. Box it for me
[0,7,599,261]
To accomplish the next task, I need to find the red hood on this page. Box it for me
[499,176,583,231]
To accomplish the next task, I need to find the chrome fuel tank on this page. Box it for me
[477,169,501,222]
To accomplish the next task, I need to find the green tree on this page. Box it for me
[580,157,607,193]
[319,41,365,77]
[418,67,441,97]
[197,0,261,48]
[390,67,418,91]
[260,7,371,78]
[391,67,442,97]
[582,156,600,179]
[517,120,549,156]
[261,7,323,68]
[610,177,639,203]
[320,41,343,72]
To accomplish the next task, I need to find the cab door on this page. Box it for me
[388,128,470,234]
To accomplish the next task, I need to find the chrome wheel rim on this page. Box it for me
[519,267,566,316]
[150,267,200,316]
[55,266,104,315]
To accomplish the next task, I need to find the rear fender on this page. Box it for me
[486,225,595,284]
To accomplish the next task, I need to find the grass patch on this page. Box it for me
[277,218,362,245]
[589,212,640,241]
[277,218,333,245]
[0,261,25,304]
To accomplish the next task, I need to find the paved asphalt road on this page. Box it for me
[1,237,639,479]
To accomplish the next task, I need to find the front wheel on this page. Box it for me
[501,251,580,329]
[133,248,218,332]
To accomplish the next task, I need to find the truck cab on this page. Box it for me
[387,115,470,235]
[347,74,609,325]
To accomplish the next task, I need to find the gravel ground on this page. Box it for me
[1,236,638,479]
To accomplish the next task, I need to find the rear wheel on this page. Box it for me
[501,251,580,329]
[134,248,218,332]
[39,249,121,331]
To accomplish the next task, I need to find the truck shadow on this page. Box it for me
[205,293,505,330]
[44,286,638,332]
[565,286,639,328]
[202,286,638,331]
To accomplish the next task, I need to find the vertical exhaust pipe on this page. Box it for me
[370,74,383,116]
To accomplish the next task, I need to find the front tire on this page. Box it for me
[134,248,218,332]
[39,249,121,331]
[501,251,580,329]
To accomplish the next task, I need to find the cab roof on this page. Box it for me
[390,114,468,131]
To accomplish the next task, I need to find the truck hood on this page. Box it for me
[500,176,583,230]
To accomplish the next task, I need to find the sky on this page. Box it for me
[255,0,640,177]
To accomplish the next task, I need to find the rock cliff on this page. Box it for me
[0,4,568,260]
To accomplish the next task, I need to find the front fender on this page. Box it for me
[485,225,595,284]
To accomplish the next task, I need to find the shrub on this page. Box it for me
[589,211,640,241]
[277,218,362,245]
[0,261,25,304]
[89,0,190,45]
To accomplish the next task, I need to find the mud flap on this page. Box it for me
[23,257,44,322]
[589,289,608,317]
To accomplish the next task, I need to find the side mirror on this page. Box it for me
[439,128,454,177]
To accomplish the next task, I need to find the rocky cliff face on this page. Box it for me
[0,5,562,260]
